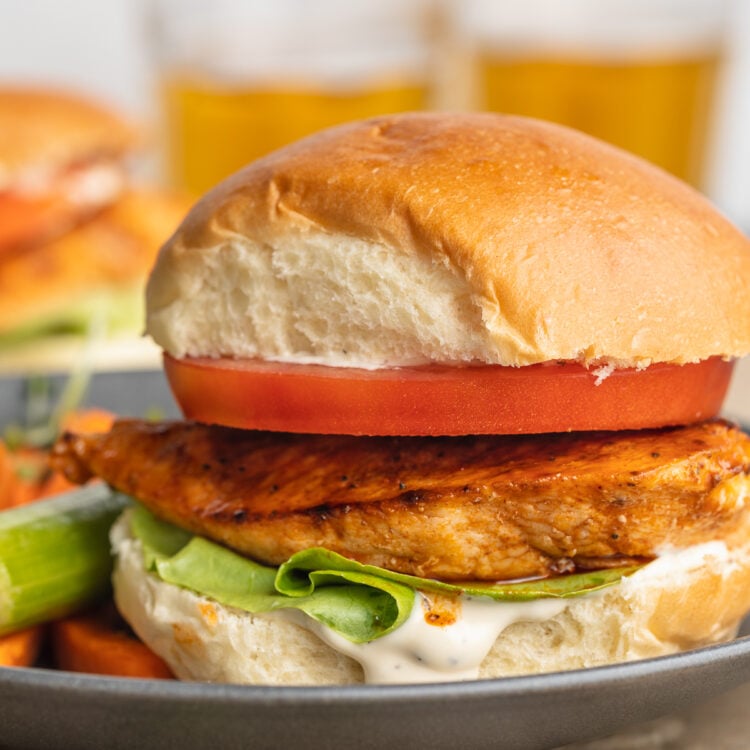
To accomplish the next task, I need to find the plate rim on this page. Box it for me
[4,629,750,705]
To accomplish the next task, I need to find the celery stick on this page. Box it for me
[0,485,128,636]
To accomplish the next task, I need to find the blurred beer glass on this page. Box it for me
[149,0,433,194]
[457,0,729,188]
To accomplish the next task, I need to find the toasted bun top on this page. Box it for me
[147,112,750,368]
[0,87,136,188]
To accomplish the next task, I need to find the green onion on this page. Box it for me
[0,485,128,636]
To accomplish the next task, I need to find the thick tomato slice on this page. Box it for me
[164,354,733,436]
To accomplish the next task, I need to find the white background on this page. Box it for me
[0,0,749,229]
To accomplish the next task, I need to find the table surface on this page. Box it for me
[561,680,750,750]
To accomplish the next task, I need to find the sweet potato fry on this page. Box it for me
[0,626,44,667]
[52,606,173,679]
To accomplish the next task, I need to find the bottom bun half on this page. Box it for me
[111,508,750,686]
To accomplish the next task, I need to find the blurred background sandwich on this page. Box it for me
[0,87,189,373]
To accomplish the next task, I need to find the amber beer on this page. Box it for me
[457,0,728,189]
[478,52,720,188]
[162,79,427,195]
[150,0,433,195]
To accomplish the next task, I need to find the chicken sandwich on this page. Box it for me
[54,113,750,685]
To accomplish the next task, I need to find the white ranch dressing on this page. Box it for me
[279,592,568,684]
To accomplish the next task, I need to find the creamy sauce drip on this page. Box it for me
[280,592,567,684]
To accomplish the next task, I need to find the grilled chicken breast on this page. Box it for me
[52,419,750,581]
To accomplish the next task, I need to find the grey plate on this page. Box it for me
[4,636,750,750]
[2,370,750,750]
[0,369,180,427]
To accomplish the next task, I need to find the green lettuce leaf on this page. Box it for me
[277,547,641,602]
[129,506,642,643]
[130,507,413,643]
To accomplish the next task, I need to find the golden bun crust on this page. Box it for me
[0,87,136,186]
[147,112,750,368]
[111,505,750,685]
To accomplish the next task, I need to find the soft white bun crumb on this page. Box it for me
[148,232,491,369]
[111,511,750,685]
